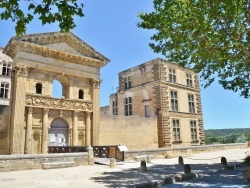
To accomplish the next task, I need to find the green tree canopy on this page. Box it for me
[138,0,250,97]
[0,0,84,36]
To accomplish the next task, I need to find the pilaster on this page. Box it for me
[72,110,79,146]
[42,108,49,154]
[9,64,28,154]
[89,79,100,145]
[25,107,33,154]
[85,111,91,146]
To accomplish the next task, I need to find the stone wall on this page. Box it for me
[99,114,158,149]
[0,105,10,154]
[0,152,89,171]
[124,143,248,161]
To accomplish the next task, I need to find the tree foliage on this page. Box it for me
[138,0,250,97]
[0,0,84,36]
[205,128,250,144]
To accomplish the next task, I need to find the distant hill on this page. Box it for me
[204,128,250,144]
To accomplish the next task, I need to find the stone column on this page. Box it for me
[42,108,49,154]
[85,111,91,146]
[9,65,28,154]
[25,107,33,154]
[89,79,100,145]
[72,110,79,146]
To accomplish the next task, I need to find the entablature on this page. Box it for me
[25,94,93,112]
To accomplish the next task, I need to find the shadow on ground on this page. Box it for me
[91,162,249,188]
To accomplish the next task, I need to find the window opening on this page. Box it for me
[124,97,132,116]
[36,83,42,94]
[2,63,11,76]
[172,119,180,141]
[0,82,9,98]
[52,80,63,98]
[186,74,193,87]
[190,121,197,141]
[170,91,178,111]
[79,90,84,99]
[188,94,195,113]
[112,100,118,115]
[169,69,176,82]
[145,105,150,117]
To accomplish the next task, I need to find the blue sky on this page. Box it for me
[0,1,249,130]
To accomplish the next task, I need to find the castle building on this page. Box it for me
[0,47,12,154]
[0,47,12,106]
[105,58,205,148]
[1,32,109,154]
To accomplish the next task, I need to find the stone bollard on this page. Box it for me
[140,160,147,173]
[178,156,184,166]
[147,155,152,163]
[184,164,191,174]
[110,158,115,168]
[87,146,94,165]
[221,156,228,169]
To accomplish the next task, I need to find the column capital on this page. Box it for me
[13,65,29,77]
[43,108,49,115]
[73,110,79,117]
[28,107,33,114]
[89,79,101,88]
[86,111,91,118]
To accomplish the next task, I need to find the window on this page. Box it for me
[36,83,42,94]
[172,119,180,141]
[0,82,9,98]
[186,74,192,87]
[124,97,132,116]
[170,91,178,111]
[79,90,84,99]
[145,105,150,117]
[1,63,11,76]
[188,94,195,113]
[169,69,176,82]
[124,76,131,89]
[140,65,146,75]
[112,100,118,115]
[190,121,197,141]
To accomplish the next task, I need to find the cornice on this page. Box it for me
[4,32,110,67]
[8,41,106,68]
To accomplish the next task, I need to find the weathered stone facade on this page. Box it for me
[2,32,109,154]
[0,47,12,154]
[101,58,205,148]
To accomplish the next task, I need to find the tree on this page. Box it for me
[0,0,84,36]
[138,0,250,97]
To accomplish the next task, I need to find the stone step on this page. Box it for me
[42,161,76,170]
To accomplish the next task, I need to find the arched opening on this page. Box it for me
[79,89,84,99]
[52,80,63,98]
[36,83,42,94]
[52,74,70,98]
[48,118,68,146]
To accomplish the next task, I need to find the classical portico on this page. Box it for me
[4,32,109,154]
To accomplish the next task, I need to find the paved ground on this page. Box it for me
[0,148,250,188]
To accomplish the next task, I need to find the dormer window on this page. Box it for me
[36,83,42,94]
[79,89,84,99]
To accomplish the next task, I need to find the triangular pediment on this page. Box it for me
[45,42,84,56]
[4,32,110,66]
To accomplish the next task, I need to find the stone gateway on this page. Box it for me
[3,32,109,154]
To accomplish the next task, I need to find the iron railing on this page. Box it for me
[48,145,118,159]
